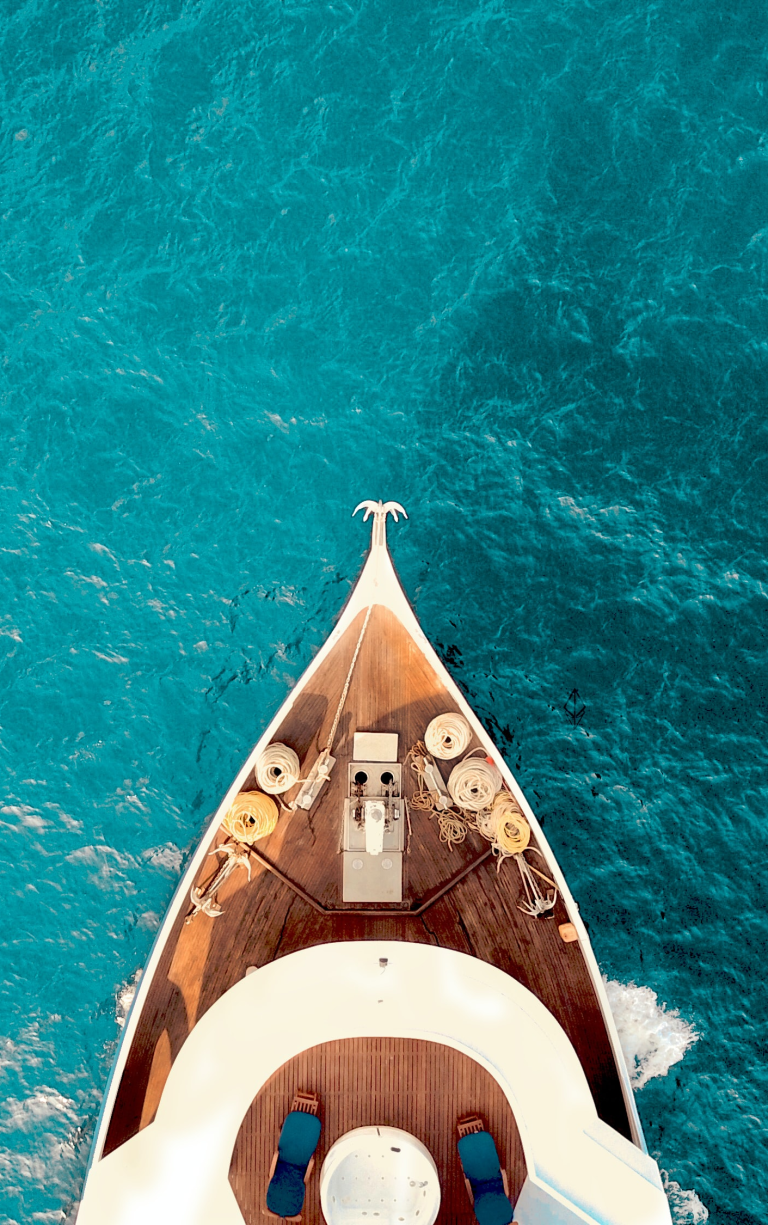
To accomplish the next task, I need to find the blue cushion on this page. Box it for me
[266,1160,307,1218]
[458,1131,513,1225]
[474,1187,514,1225]
[458,1131,503,1183]
[278,1110,322,1166]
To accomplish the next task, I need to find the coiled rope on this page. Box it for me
[257,743,301,794]
[435,813,468,844]
[473,807,498,840]
[407,742,476,849]
[490,792,531,856]
[447,752,502,812]
[407,742,442,811]
[408,738,558,914]
[221,790,278,844]
[478,790,555,907]
[425,712,471,760]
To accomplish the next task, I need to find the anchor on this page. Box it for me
[186,840,251,922]
[514,850,558,917]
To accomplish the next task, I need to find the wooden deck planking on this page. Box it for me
[229,1038,526,1225]
[256,608,484,909]
[103,602,633,1170]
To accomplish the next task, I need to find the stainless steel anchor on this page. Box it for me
[515,851,558,917]
[186,841,251,922]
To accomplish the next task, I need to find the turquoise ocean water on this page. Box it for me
[1,1,766,1221]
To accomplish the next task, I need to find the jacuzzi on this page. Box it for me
[319,1125,441,1225]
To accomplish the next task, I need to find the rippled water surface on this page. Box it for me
[1,1,767,1222]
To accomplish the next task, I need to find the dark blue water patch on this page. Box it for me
[1,0,767,1221]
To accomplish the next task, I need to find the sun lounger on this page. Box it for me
[265,1093,322,1220]
[457,1115,514,1225]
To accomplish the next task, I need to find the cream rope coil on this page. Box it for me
[221,790,278,844]
[491,791,531,856]
[447,754,502,812]
[424,712,471,760]
[473,808,499,841]
[257,743,301,794]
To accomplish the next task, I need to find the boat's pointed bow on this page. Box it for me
[353,499,408,552]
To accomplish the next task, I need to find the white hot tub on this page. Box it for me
[319,1125,441,1225]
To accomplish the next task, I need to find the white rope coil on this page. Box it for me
[424,712,471,760]
[257,743,300,794]
[447,755,502,812]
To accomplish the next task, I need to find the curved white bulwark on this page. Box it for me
[77,502,671,1225]
[77,942,670,1225]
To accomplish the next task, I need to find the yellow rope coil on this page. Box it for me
[447,754,502,812]
[221,790,278,844]
[425,712,471,760]
[491,791,531,856]
[257,743,300,794]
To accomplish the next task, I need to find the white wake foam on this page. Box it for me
[0,1087,81,1212]
[0,1087,77,1134]
[116,969,142,1029]
[143,842,183,872]
[603,978,698,1088]
[663,1172,709,1225]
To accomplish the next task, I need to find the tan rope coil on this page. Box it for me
[447,753,502,812]
[406,742,471,851]
[424,712,471,760]
[406,741,450,811]
[257,743,301,794]
[437,813,469,845]
[221,791,278,844]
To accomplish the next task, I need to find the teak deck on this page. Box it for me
[230,1037,526,1225]
[100,599,634,1221]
